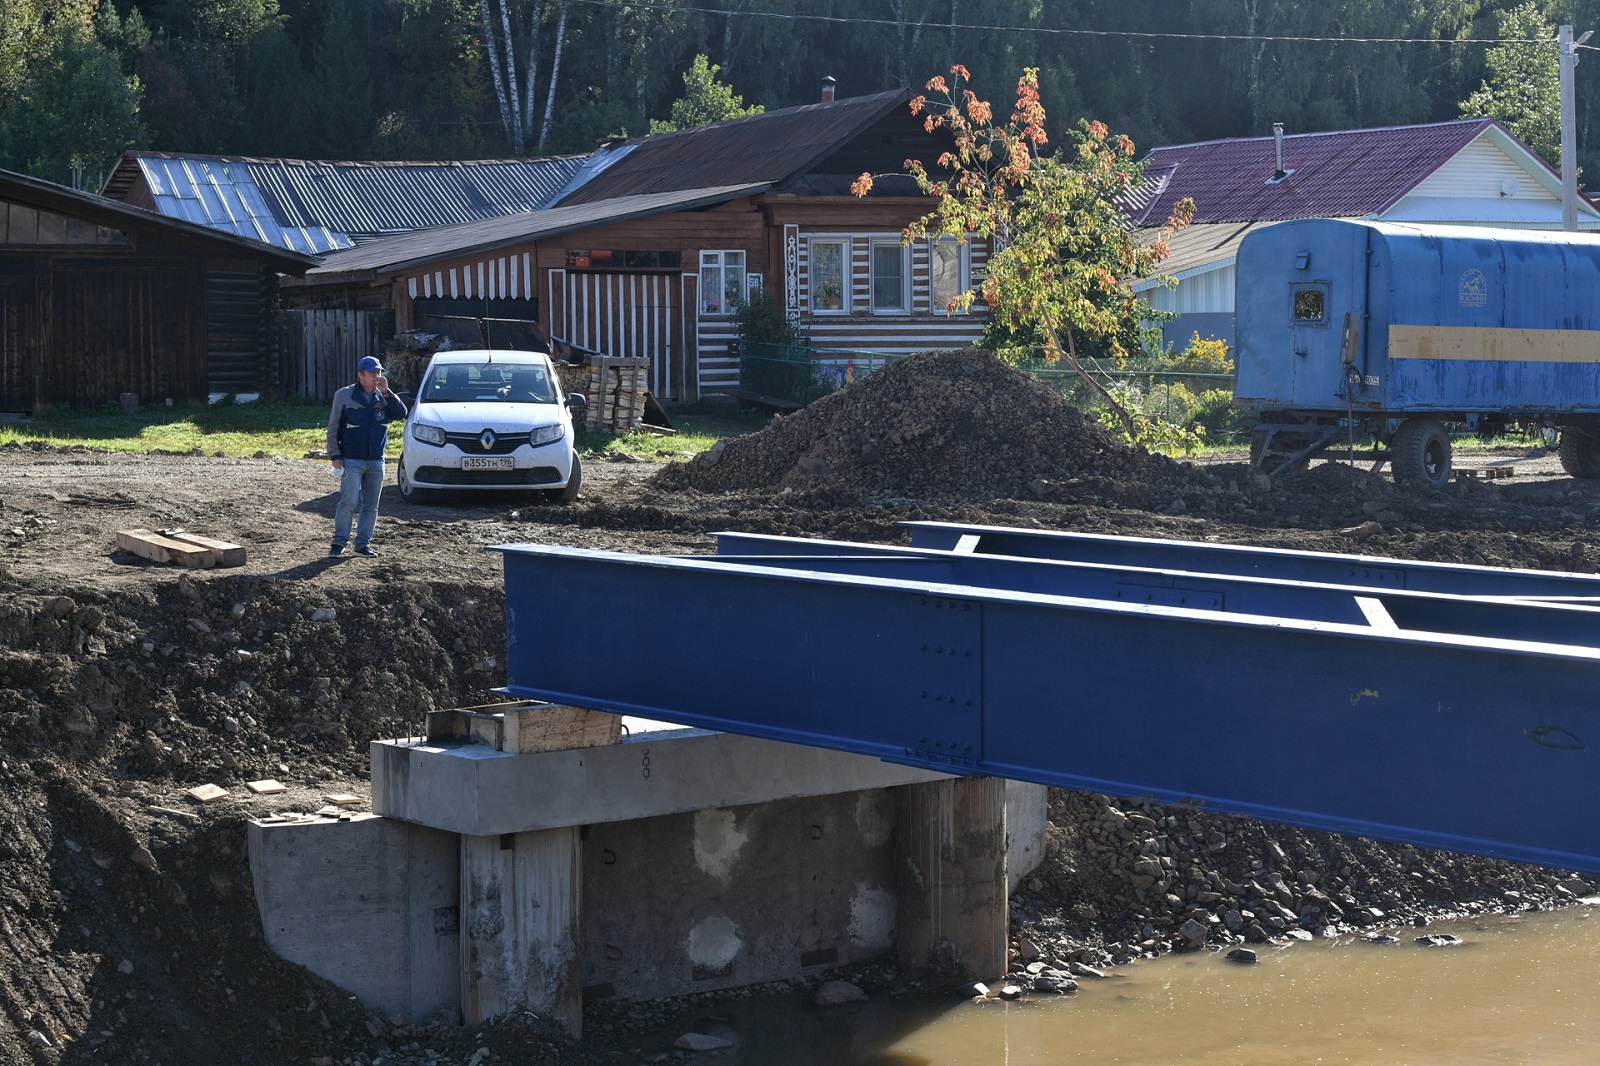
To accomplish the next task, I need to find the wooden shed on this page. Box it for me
[0,168,316,414]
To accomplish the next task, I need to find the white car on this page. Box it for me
[397,350,586,504]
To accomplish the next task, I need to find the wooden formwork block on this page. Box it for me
[502,703,624,753]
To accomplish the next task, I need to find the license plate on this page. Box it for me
[461,457,515,471]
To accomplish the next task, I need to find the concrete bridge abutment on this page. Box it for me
[248,704,1045,1038]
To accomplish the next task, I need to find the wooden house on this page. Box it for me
[289,89,989,401]
[0,167,316,413]
[1128,119,1600,350]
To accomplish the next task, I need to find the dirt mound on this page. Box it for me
[654,348,1166,502]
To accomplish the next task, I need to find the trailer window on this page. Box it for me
[1294,288,1326,322]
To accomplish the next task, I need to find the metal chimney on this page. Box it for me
[1273,123,1286,180]
[821,76,837,103]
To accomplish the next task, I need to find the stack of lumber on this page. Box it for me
[115,529,246,568]
[576,356,650,433]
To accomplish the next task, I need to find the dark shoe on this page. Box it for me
[353,545,377,557]
[328,545,346,557]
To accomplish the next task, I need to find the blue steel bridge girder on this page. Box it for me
[495,529,1600,877]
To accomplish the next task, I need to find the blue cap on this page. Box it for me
[357,356,385,374]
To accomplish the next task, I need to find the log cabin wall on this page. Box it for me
[0,182,305,414]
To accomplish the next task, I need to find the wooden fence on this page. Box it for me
[277,309,389,400]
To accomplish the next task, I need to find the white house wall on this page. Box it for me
[1143,264,1235,314]
[1395,138,1557,206]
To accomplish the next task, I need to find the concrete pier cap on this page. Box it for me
[249,703,1046,1038]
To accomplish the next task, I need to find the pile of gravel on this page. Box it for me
[654,348,1168,502]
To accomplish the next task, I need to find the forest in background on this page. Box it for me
[2,0,1599,193]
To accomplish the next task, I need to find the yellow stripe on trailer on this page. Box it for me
[1390,324,1600,363]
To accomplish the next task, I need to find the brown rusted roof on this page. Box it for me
[556,89,912,206]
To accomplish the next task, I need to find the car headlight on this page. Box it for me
[531,424,565,446]
[411,422,447,446]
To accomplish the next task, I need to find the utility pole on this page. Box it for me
[1559,25,1594,231]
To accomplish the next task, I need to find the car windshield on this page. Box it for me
[421,362,556,404]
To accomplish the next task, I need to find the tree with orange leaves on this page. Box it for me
[854,66,1194,440]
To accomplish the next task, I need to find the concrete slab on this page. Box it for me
[247,814,459,1023]
[372,726,957,837]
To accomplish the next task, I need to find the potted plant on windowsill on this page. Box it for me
[813,281,843,311]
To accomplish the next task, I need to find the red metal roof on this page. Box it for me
[1132,119,1505,226]
[557,89,912,206]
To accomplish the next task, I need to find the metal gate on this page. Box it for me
[546,270,683,400]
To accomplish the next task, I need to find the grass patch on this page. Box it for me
[0,398,770,461]
[0,400,336,457]
[577,401,770,460]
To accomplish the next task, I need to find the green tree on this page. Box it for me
[853,65,1194,443]
[1461,2,1560,166]
[240,25,313,156]
[307,0,373,156]
[648,53,762,133]
[0,19,142,186]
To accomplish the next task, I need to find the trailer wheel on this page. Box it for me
[1558,429,1600,478]
[1391,418,1452,489]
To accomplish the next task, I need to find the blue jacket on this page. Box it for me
[327,383,407,462]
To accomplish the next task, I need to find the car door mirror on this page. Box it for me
[565,393,587,411]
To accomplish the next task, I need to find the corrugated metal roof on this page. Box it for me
[0,165,318,273]
[1133,120,1502,225]
[116,152,588,253]
[1133,221,1269,285]
[556,90,911,206]
[305,184,772,282]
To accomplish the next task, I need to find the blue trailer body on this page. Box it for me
[1233,219,1600,483]
[1236,218,1600,414]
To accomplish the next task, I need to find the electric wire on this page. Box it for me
[560,0,1582,50]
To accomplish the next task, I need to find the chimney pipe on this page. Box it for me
[820,76,837,103]
[1273,122,1286,180]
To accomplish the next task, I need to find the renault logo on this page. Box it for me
[479,429,496,451]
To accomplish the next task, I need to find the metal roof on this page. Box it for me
[0,166,318,273]
[1133,221,1269,285]
[1132,119,1526,226]
[304,184,772,282]
[555,89,911,206]
[104,152,588,254]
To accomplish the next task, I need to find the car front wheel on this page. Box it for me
[547,453,581,504]
[397,455,437,504]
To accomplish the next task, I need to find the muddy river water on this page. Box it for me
[653,904,1600,1064]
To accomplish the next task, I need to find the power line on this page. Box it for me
[563,0,1560,48]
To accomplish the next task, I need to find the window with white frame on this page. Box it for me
[871,240,908,313]
[808,238,847,312]
[930,237,968,313]
[699,250,746,314]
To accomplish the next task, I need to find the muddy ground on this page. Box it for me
[3,348,1600,1065]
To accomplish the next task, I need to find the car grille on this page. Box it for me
[443,430,533,455]
[417,466,561,486]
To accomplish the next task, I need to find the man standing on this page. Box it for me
[326,355,407,557]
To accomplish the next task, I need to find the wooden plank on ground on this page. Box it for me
[164,531,246,567]
[115,529,219,568]
[185,784,230,803]
[246,779,288,795]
